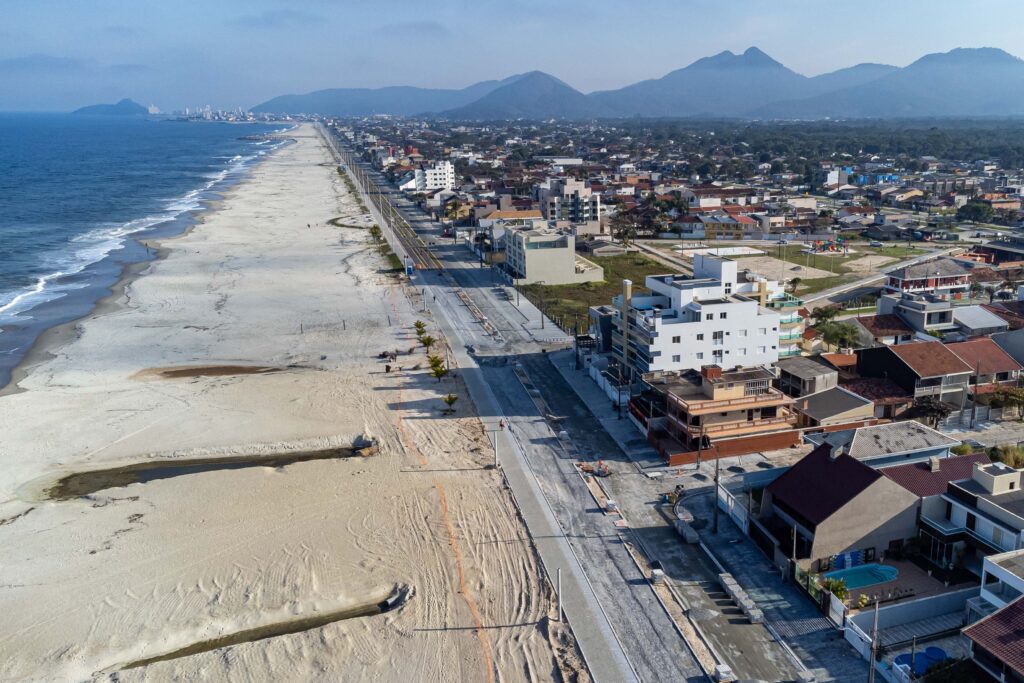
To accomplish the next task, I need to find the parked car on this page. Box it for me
[777,239,789,245]
[869,240,883,247]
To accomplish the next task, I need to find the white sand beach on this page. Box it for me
[0,125,583,681]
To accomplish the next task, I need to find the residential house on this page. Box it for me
[877,293,957,336]
[963,596,1024,682]
[953,305,1012,338]
[777,355,838,397]
[883,258,972,298]
[946,338,1023,402]
[644,365,799,464]
[758,443,921,571]
[851,313,915,346]
[806,420,960,468]
[856,341,972,407]
[792,387,875,431]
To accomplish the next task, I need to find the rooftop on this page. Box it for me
[953,305,1011,332]
[812,421,960,462]
[946,338,1023,376]
[886,258,971,280]
[880,452,990,498]
[777,355,837,380]
[856,314,913,338]
[821,352,858,369]
[796,386,873,421]
[962,597,1024,677]
[888,341,973,378]
[768,444,881,527]
[993,549,1024,583]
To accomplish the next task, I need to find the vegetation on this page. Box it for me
[428,354,448,382]
[989,445,1024,469]
[909,396,954,428]
[950,443,974,455]
[957,201,995,224]
[985,386,1024,416]
[820,577,849,601]
[518,253,668,332]
[419,334,436,353]
[441,393,459,414]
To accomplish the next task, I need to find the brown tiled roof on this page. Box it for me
[840,377,912,404]
[889,341,972,378]
[946,339,1023,375]
[963,597,1024,677]
[988,302,1024,331]
[802,327,818,340]
[856,314,913,338]
[822,352,858,369]
[881,453,989,497]
[767,444,881,527]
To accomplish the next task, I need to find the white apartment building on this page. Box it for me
[611,255,784,375]
[399,160,456,193]
[536,178,602,229]
[503,226,603,286]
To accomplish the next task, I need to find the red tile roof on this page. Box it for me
[767,444,881,526]
[963,597,1024,677]
[946,338,1023,375]
[822,352,857,369]
[889,341,973,378]
[881,453,989,497]
[856,314,913,338]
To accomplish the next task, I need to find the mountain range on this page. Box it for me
[251,47,1024,120]
[72,98,149,116]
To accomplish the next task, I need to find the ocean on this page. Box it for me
[0,114,288,388]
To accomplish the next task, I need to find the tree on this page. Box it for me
[790,277,802,297]
[957,201,994,224]
[431,365,449,382]
[988,386,1024,419]
[969,282,986,300]
[910,396,953,428]
[811,305,841,326]
[419,334,436,353]
[821,577,849,601]
[442,393,459,414]
[989,445,1024,468]
[444,198,463,225]
[820,321,860,350]
[414,320,427,335]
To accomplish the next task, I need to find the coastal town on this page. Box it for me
[307,115,1024,682]
[6,6,1024,681]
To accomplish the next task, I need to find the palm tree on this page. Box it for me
[442,393,459,414]
[420,334,436,353]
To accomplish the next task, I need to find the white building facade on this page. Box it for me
[612,255,784,375]
[399,160,456,193]
[536,178,602,228]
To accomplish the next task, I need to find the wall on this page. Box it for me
[648,303,781,373]
[847,586,978,632]
[811,477,919,562]
[664,429,799,465]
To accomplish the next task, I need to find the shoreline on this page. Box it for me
[0,136,292,397]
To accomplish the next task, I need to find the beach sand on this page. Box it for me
[0,125,583,681]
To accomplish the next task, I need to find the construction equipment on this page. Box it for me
[579,460,611,477]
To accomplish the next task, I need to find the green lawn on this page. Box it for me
[738,243,933,274]
[518,254,669,332]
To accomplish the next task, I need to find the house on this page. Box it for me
[856,341,972,406]
[643,365,799,464]
[963,596,1024,682]
[502,226,603,285]
[610,257,784,376]
[793,387,875,431]
[953,305,1012,338]
[758,443,921,571]
[851,313,915,346]
[919,461,1024,577]
[805,420,960,468]
[776,355,838,397]
[864,224,906,242]
[877,293,957,336]
[946,338,1023,401]
[883,258,972,298]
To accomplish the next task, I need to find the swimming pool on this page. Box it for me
[823,563,899,589]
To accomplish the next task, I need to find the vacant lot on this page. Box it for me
[519,253,668,332]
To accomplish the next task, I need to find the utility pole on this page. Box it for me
[695,425,705,469]
[712,446,721,534]
[556,567,563,622]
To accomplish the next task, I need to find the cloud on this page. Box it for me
[0,54,86,73]
[230,9,322,29]
[377,21,452,39]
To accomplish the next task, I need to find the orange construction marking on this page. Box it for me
[435,480,495,683]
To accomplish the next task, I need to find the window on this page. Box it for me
[696,352,704,359]
[758,328,767,335]
[712,331,724,346]
[705,313,714,321]
[672,336,681,343]
[696,333,704,341]
[757,346,766,354]
[672,355,681,363]
[712,350,723,362]
[719,312,728,319]
[736,329,747,337]
[737,348,747,355]
[993,527,1003,547]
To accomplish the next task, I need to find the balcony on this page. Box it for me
[920,515,1016,554]
[672,414,796,438]
[780,317,804,328]
[668,389,792,415]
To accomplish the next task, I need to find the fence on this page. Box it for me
[944,405,1019,428]
[716,484,750,534]
[847,586,977,635]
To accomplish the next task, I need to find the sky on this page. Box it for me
[4,0,1024,112]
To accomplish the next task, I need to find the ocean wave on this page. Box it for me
[0,143,271,327]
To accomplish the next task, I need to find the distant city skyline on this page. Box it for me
[5,0,1024,111]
